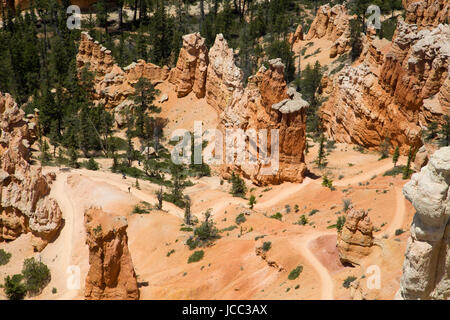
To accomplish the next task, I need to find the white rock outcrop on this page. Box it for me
[397,147,450,299]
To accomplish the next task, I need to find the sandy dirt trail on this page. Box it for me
[385,187,407,237]
[334,162,394,187]
[290,232,336,300]
[255,178,313,209]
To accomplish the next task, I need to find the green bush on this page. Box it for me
[186,237,200,250]
[230,172,247,197]
[22,258,51,296]
[188,250,204,263]
[298,215,308,226]
[262,241,272,252]
[288,265,303,280]
[270,212,283,221]
[308,209,319,216]
[0,249,12,266]
[235,213,246,225]
[383,165,405,176]
[3,274,27,300]
[343,276,357,288]
[85,158,99,170]
[395,229,405,236]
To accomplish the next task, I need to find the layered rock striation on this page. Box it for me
[0,93,62,251]
[84,207,139,300]
[321,18,450,155]
[397,147,450,300]
[168,32,208,98]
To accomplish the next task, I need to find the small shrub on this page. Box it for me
[180,227,193,232]
[342,199,352,212]
[188,250,204,263]
[52,287,57,294]
[308,209,319,216]
[294,204,299,213]
[235,213,246,225]
[298,215,308,226]
[285,204,291,213]
[383,165,405,177]
[395,229,405,236]
[221,225,238,232]
[86,158,99,170]
[343,276,357,288]
[249,194,256,209]
[262,241,272,252]
[270,212,283,221]
[288,265,303,280]
[167,249,175,257]
[322,175,333,189]
[22,258,51,296]
[3,274,27,300]
[336,216,346,233]
[186,237,200,250]
[0,249,12,266]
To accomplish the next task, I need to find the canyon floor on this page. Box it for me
[0,84,415,300]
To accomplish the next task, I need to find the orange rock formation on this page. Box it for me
[84,207,139,300]
[0,93,62,251]
[337,208,374,266]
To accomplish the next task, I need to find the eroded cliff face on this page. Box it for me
[84,207,139,300]
[403,0,449,29]
[168,32,208,99]
[337,208,374,266]
[77,32,169,110]
[0,93,62,251]
[290,4,351,58]
[321,18,449,155]
[219,59,309,185]
[205,34,244,112]
[397,147,450,300]
[77,31,309,185]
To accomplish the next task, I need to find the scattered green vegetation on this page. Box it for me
[188,250,204,264]
[288,265,303,280]
[21,258,51,296]
[262,241,272,252]
[0,249,12,266]
[343,276,357,288]
[235,213,247,225]
[270,212,283,221]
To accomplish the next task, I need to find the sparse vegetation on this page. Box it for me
[395,229,405,236]
[21,258,51,296]
[188,250,204,264]
[235,212,246,225]
[262,242,272,252]
[3,274,27,300]
[270,212,283,221]
[343,276,357,288]
[230,172,247,198]
[0,249,12,266]
[288,265,303,280]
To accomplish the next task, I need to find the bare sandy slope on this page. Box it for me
[1,137,415,301]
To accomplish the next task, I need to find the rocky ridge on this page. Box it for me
[321,16,449,155]
[397,147,450,299]
[0,93,63,251]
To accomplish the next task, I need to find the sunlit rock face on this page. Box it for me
[397,147,450,300]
